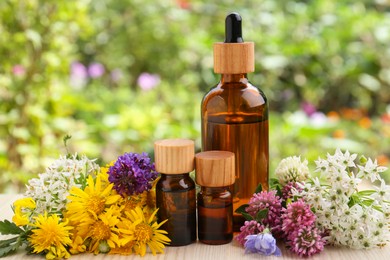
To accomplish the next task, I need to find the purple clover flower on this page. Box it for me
[288,226,325,257]
[88,62,105,78]
[107,152,158,196]
[245,232,282,256]
[246,191,283,238]
[281,199,316,237]
[235,220,265,246]
[137,72,160,90]
[281,181,303,201]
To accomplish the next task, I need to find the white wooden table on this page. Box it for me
[1,194,389,260]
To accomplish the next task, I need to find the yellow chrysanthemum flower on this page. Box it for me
[12,197,36,226]
[98,161,114,186]
[28,213,73,259]
[121,207,170,256]
[77,206,122,254]
[142,177,159,220]
[66,175,120,223]
[69,234,86,255]
[117,193,147,213]
[109,240,135,255]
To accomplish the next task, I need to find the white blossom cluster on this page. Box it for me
[275,155,310,185]
[25,154,100,215]
[293,149,390,249]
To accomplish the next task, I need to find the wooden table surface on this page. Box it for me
[1,194,389,260]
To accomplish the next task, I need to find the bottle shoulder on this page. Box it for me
[202,81,267,106]
[201,81,268,122]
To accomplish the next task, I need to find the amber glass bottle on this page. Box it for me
[201,13,269,229]
[154,139,196,246]
[195,151,235,245]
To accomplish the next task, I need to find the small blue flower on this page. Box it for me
[245,232,282,257]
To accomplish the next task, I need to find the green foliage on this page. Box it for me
[0,0,389,192]
[0,220,23,235]
[0,0,93,191]
[0,220,24,258]
[234,204,249,215]
[0,236,21,258]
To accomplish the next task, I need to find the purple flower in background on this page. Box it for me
[310,112,328,126]
[301,102,317,117]
[137,72,160,90]
[245,232,282,256]
[110,68,123,83]
[88,62,105,78]
[70,62,87,88]
[107,152,158,196]
[71,62,87,79]
[12,65,25,76]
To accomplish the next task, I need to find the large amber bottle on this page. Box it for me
[201,13,269,229]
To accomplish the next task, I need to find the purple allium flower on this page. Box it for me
[281,199,316,237]
[235,220,265,246]
[137,72,160,90]
[288,226,325,257]
[107,152,158,196]
[246,191,283,237]
[244,233,282,256]
[12,65,25,76]
[281,182,303,201]
[88,62,105,78]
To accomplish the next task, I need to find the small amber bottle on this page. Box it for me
[154,139,196,246]
[195,151,235,245]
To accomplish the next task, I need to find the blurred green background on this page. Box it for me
[1,0,390,193]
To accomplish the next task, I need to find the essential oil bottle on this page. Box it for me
[195,151,235,245]
[201,12,269,229]
[154,139,196,246]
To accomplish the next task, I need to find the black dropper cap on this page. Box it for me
[224,12,244,43]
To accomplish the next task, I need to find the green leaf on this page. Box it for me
[234,204,249,214]
[242,212,254,221]
[276,185,283,198]
[254,183,263,193]
[0,220,23,235]
[357,190,376,196]
[0,237,21,257]
[269,178,280,189]
[0,237,18,248]
[255,208,269,222]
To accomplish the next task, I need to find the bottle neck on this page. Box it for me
[160,173,189,179]
[220,73,248,84]
[201,186,231,194]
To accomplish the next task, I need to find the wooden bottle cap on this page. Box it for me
[195,151,235,187]
[154,139,195,174]
[213,42,254,74]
